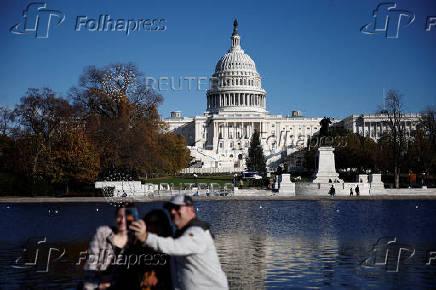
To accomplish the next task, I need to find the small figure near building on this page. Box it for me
[328,185,335,196]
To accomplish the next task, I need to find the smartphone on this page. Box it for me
[125,207,139,231]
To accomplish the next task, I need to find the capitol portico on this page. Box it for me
[165,20,421,173]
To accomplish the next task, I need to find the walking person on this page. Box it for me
[355,185,360,196]
[350,188,353,196]
[328,185,335,196]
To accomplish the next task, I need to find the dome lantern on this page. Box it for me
[206,20,267,114]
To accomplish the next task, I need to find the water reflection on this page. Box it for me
[0,201,435,289]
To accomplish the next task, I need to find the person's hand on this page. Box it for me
[130,219,147,243]
[98,282,111,289]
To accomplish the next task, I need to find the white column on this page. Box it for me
[213,122,217,151]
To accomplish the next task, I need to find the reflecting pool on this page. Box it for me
[1,200,435,289]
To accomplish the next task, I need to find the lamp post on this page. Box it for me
[193,174,198,187]
[422,173,427,189]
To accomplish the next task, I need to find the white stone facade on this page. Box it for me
[164,21,422,173]
[340,113,421,141]
[164,21,328,172]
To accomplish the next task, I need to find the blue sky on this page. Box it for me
[1,0,435,119]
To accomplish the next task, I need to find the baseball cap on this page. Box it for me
[163,195,194,210]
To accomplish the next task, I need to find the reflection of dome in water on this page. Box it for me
[206,20,267,114]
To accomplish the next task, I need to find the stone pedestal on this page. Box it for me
[312,147,341,183]
[279,174,295,196]
[369,173,386,194]
[357,174,368,183]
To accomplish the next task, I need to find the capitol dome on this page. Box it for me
[206,20,267,114]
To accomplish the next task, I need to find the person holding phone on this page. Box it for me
[130,195,228,290]
[83,203,138,290]
[139,209,173,290]
[115,208,174,290]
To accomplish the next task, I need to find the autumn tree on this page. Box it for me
[378,89,407,188]
[71,63,162,174]
[0,106,15,173]
[12,88,99,191]
[13,88,72,179]
[71,62,189,177]
[335,132,380,174]
[0,106,14,136]
[405,107,436,176]
[157,132,191,176]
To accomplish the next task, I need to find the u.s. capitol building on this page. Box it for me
[165,20,420,173]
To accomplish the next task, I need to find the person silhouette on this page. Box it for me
[329,185,335,196]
